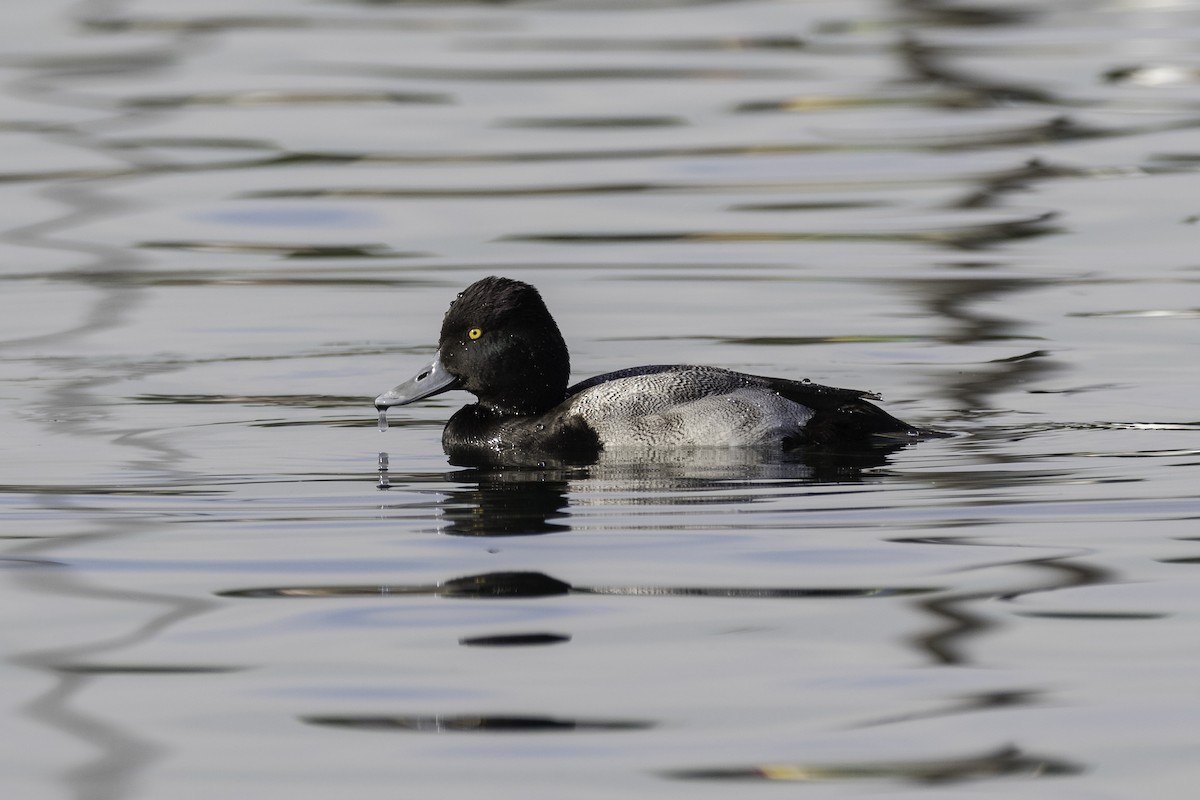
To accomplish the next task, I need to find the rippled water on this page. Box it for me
[3,0,1200,798]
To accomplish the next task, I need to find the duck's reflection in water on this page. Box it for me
[381,439,913,538]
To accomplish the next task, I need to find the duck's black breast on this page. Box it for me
[442,403,602,467]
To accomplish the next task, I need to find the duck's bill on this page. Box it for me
[375,354,460,409]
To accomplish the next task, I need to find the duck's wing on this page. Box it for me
[759,375,929,443]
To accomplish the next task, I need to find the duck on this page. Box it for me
[375,276,932,466]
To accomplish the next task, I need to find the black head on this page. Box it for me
[436,277,571,415]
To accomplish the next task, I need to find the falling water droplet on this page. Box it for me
[377,452,390,489]
[378,410,389,431]
[535,423,545,432]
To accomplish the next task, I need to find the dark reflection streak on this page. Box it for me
[458,632,570,647]
[913,592,992,666]
[1,47,182,84]
[217,570,940,600]
[847,689,1043,730]
[238,157,1200,201]
[1015,611,1166,620]
[245,183,669,199]
[75,11,507,34]
[4,139,1200,189]
[499,115,687,128]
[899,0,1037,27]
[899,277,1060,417]
[0,271,433,289]
[138,240,420,259]
[261,144,856,166]
[502,213,1059,251]
[9,562,217,800]
[919,278,1044,348]
[996,557,1116,601]
[0,182,145,349]
[668,744,1082,783]
[463,35,808,52]
[1,29,229,800]
[303,713,651,733]
[899,36,1062,106]
[953,158,1088,210]
[908,542,1115,666]
[132,393,374,407]
[122,90,450,109]
[311,63,808,81]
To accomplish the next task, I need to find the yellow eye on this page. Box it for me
[468,327,483,340]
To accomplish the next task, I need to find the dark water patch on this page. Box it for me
[315,62,810,82]
[910,551,1114,666]
[52,664,244,675]
[465,34,808,52]
[0,166,136,184]
[78,10,506,34]
[259,417,394,429]
[138,240,423,259]
[242,167,1052,200]
[990,349,1051,363]
[218,569,941,600]
[603,331,971,346]
[458,632,571,647]
[121,89,450,109]
[103,136,285,168]
[498,115,686,129]
[202,207,377,229]
[1013,611,1167,620]
[734,89,978,113]
[899,37,1063,106]
[0,558,68,568]
[245,181,673,199]
[107,136,278,152]
[222,571,573,599]
[1,484,216,497]
[0,47,178,75]
[263,141,881,165]
[715,334,930,346]
[952,157,1090,209]
[131,393,367,408]
[851,689,1046,729]
[15,270,429,289]
[502,211,1060,250]
[898,1,1039,27]
[834,105,1199,155]
[666,744,1082,783]
[730,200,891,212]
[0,121,77,134]
[303,713,652,733]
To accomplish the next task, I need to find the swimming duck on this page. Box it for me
[375,276,929,466]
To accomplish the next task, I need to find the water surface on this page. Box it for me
[3,1,1200,798]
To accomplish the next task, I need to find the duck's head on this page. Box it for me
[375,276,571,416]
